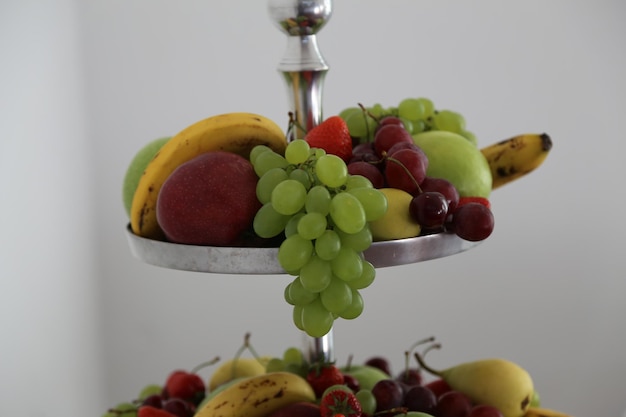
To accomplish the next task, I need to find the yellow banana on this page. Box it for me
[524,406,575,417]
[195,371,316,417]
[480,133,553,190]
[130,112,288,239]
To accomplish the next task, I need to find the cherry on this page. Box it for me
[371,379,404,413]
[364,356,392,376]
[435,391,473,417]
[403,385,437,414]
[451,202,494,241]
[164,370,205,406]
[409,191,449,229]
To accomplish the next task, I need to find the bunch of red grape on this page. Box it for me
[347,116,494,242]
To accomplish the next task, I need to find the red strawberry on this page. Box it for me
[305,116,353,162]
[320,389,362,417]
[306,364,345,398]
[457,196,491,210]
[137,405,177,417]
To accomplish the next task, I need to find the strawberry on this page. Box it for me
[320,389,363,417]
[457,196,491,210]
[306,364,345,398]
[137,405,177,417]
[304,116,353,162]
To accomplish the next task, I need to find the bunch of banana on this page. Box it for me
[524,406,575,417]
[194,371,315,417]
[130,112,288,240]
[480,133,553,190]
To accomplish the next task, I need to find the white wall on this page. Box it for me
[2,1,624,416]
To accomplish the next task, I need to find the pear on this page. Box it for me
[415,353,534,417]
[208,356,268,391]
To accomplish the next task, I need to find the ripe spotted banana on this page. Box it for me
[195,371,316,417]
[523,406,575,417]
[480,133,553,190]
[130,112,288,239]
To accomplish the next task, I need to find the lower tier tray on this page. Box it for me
[125,225,480,274]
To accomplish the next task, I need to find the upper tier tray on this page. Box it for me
[125,225,480,274]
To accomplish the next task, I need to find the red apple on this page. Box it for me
[266,401,320,417]
[156,151,261,246]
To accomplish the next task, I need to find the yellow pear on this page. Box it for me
[416,354,534,417]
[208,357,269,391]
[368,188,421,241]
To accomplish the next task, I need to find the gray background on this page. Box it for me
[2,1,625,416]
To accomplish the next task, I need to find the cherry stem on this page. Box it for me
[402,336,436,377]
[413,343,444,377]
[385,155,423,194]
[191,356,221,374]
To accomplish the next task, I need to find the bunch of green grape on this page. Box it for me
[339,97,476,146]
[264,346,309,377]
[250,140,388,338]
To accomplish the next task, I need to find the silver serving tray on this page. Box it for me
[125,225,480,274]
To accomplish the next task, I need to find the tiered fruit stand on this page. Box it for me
[125,0,481,364]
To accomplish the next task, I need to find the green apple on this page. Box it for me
[412,131,492,198]
[340,365,390,391]
[122,136,170,217]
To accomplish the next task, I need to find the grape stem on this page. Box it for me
[288,111,309,138]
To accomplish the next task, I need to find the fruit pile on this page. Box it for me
[100,335,573,417]
[123,99,552,338]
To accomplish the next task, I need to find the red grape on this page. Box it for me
[365,356,393,376]
[451,202,495,241]
[162,398,193,417]
[384,148,428,194]
[371,379,405,413]
[403,385,437,414]
[347,161,385,188]
[435,391,473,417]
[142,394,164,409]
[374,124,414,156]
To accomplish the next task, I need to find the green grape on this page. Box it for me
[344,111,376,140]
[338,106,362,120]
[284,282,296,305]
[344,174,373,190]
[347,260,375,290]
[138,383,162,400]
[400,117,414,133]
[355,389,377,416]
[460,130,478,146]
[292,305,304,330]
[315,154,348,188]
[410,119,428,135]
[253,149,289,177]
[299,255,332,292]
[297,212,327,240]
[287,277,318,305]
[320,277,353,314]
[285,138,311,164]
[347,187,388,222]
[272,179,307,215]
[249,144,273,165]
[305,185,332,215]
[416,97,435,118]
[265,357,286,373]
[256,167,288,204]
[313,148,326,158]
[336,226,372,252]
[283,346,305,366]
[315,229,342,260]
[278,234,313,272]
[331,246,363,282]
[398,98,427,121]
[301,298,334,337]
[433,109,465,133]
[108,403,136,417]
[253,202,290,238]
[367,103,385,118]
[289,168,312,189]
[329,192,366,234]
[338,288,364,320]
[284,212,305,238]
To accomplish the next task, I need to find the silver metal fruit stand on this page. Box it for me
[125,0,480,364]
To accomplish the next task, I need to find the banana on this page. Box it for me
[523,406,575,417]
[195,371,316,417]
[130,112,288,239]
[480,133,553,190]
